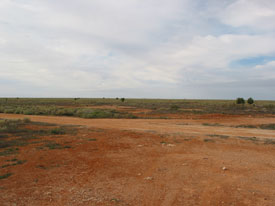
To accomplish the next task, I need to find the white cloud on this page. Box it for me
[220,0,275,31]
[254,61,275,79]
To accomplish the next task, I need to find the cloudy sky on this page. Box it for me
[0,0,275,99]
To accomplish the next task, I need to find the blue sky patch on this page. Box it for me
[230,56,275,67]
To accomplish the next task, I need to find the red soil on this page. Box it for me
[0,113,275,206]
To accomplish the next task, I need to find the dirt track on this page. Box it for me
[1,114,275,140]
[1,114,275,206]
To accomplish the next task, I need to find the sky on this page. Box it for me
[0,0,275,99]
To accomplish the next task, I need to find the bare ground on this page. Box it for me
[0,113,275,206]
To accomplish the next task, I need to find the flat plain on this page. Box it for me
[0,98,275,206]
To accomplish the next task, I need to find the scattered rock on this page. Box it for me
[222,166,228,171]
[167,144,175,147]
[144,176,153,180]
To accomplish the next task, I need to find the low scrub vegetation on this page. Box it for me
[0,118,74,156]
[0,172,12,180]
[236,124,275,130]
[0,98,275,116]
[0,105,137,119]
[207,134,229,139]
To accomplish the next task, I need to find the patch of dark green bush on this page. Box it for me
[236,124,275,130]
[204,139,215,142]
[0,148,19,156]
[237,136,258,141]
[236,124,257,128]
[264,139,275,144]
[0,119,26,134]
[259,124,275,130]
[207,134,229,139]
[236,98,245,104]
[0,138,28,148]
[1,160,26,168]
[50,128,66,135]
[44,142,70,149]
[202,123,223,126]
[0,173,12,180]
[247,97,254,105]
[44,142,63,149]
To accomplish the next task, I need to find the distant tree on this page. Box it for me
[121,98,125,102]
[247,97,254,105]
[236,97,245,104]
[116,97,119,100]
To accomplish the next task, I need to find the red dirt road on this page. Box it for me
[1,114,275,206]
[1,114,275,140]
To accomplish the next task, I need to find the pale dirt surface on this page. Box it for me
[1,113,275,206]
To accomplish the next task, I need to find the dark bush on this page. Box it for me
[247,97,254,104]
[236,98,245,104]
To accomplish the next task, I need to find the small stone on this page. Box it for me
[144,176,153,180]
[222,166,228,171]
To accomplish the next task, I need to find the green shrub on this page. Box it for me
[259,124,275,130]
[4,109,15,114]
[236,98,245,104]
[0,173,12,179]
[247,97,254,104]
[50,128,65,135]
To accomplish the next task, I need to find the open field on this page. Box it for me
[1,108,275,206]
[1,98,275,119]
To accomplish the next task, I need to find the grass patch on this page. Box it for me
[0,138,28,148]
[0,173,12,180]
[6,158,18,162]
[88,138,97,141]
[236,125,257,128]
[237,136,258,142]
[235,124,275,130]
[202,123,223,127]
[44,142,71,150]
[264,139,275,145]
[44,142,63,149]
[259,124,275,130]
[0,119,76,155]
[207,134,229,139]
[1,160,26,168]
[204,139,215,142]
[0,148,19,156]
[50,128,66,135]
